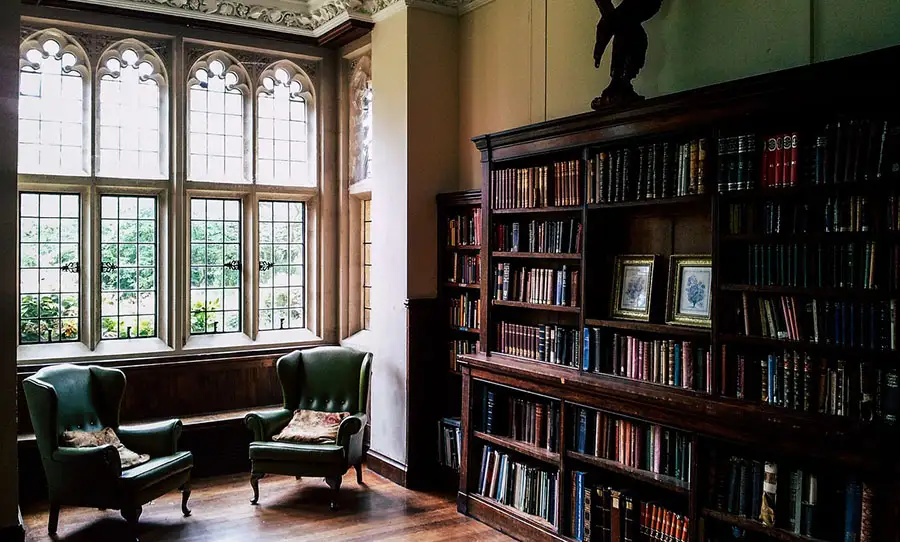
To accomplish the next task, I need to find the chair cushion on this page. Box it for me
[118,451,193,493]
[61,427,150,469]
[249,441,345,464]
[272,410,349,444]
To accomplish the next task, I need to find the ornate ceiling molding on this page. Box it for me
[62,0,495,37]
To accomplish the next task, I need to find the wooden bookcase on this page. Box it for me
[456,46,900,542]
[434,189,482,489]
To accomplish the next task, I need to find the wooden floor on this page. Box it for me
[22,468,512,542]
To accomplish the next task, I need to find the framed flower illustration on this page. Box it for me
[611,255,658,321]
[667,255,713,328]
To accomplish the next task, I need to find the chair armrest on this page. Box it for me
[245,409,293,442]
[117,419,183,458]
[52,445,122,479]
[336,413,368,448]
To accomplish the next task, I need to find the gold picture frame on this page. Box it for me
[611,255,658,321]
[666,255,713,328]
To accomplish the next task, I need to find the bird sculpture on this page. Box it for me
[591,0,663,110]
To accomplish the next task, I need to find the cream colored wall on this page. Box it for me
[407,8,460,299]
[459,0,900,189]
[369,9,409,464]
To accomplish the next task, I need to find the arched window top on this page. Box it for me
[256,61,315,187]
[97,39,168,179]
[18,29,91,176]
[188,51,250,183]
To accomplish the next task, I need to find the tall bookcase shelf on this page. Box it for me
[454,46,900,542]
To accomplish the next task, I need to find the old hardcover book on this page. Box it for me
[610,490,623,542]
[760,462,777,527]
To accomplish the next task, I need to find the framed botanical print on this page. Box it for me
[611,255,658,321]
[667,255,713,328]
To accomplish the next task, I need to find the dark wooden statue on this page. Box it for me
[591,0,663,110]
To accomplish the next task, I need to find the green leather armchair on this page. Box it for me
[23,364,193,539]
[245,346,372,510]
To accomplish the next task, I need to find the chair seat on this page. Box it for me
[249,441,345,464]
[118,451,193,493]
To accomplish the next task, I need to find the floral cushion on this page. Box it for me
[60,427,150,469]
[272,410,350,444]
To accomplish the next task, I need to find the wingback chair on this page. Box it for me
[245,346,372,510]
[22,364,193,539]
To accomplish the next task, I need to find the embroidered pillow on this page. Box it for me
[61,427,151,469]
[272,410,350,444]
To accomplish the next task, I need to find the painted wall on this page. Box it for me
[0,0,21,532]
[459,0,900,189]
[369,9,410,464]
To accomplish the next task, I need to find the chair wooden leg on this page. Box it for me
[325,476,342,511]
[121,506,142,542]
[48,502,60,535]
[355,463,363,485]
[180,480,192,517]
[250,473,265,505]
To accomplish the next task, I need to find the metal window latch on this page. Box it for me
[224,260,241,270]
[259,260,274,271]
[60,262,80,273]
[101,262,118,272]
[212,322,219,333]
[279,318,285,330]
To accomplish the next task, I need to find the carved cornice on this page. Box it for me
[61,0,496,37]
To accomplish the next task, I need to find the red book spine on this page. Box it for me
[774,136,783,187]
[790,132,799,186]
[782,133,791,185]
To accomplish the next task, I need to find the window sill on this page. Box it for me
[17,338,172,365]
[183,329,322,352]
[341,329,373,351]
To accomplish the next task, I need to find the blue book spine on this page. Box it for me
[768,355,776,404]
[844,478,861,542]
[582,328,591,371]
[577,409,588,453]
[674,343,682,386]
[575,472,584,541]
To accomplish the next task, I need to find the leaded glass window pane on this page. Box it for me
[100,195,157,339]
[19,40,86,175]
[362,199,371,330]
[191,198,241,334]
[19,192,81,344]
[99,50,162,178]
[257,68,309,186]
[258,200,305,331]
[189,60,245,183]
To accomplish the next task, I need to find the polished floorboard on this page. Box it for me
[22,467,512,542]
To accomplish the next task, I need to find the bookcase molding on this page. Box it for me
[456,44,900,542]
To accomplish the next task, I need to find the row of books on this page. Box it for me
[712,455,872,541]
[447,209,481,247]
[572,474,690,542]
[477,445,559,526]
[724,201,808,236]
[571,408,692,484]
[586,139,709,204]
[720,348,900,425]
[736,294,896,351]
[495,321,580,367]
[448,339,478,372]
[759,133,799,188]
[437,417,461,470]
[717,134,757,192]
[738,241,883,290]
[812,119,890,186]
[447,253,480,285]
[725,196,900,237]
[493,263,580,307]
[494,219,583,254]
[479,388,560,452]
[584,330,712,393]
[489,161,582,210]
[449,293,480,329]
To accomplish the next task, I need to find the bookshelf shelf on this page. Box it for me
[584,318,711,339]
[473,430,561,466]
[492,251,581,261]
[466,494,562,539]
[492,205,582,215]
[718,333,900,360]
[492,300,581,313]
[447,244,482,251]
[451,326,482,334]
[445,282,481,290]
[720,231,892,243]
[586,194,709,211]
[566,450,690,496]
[701,509,830,542]
[719,283,891,300]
